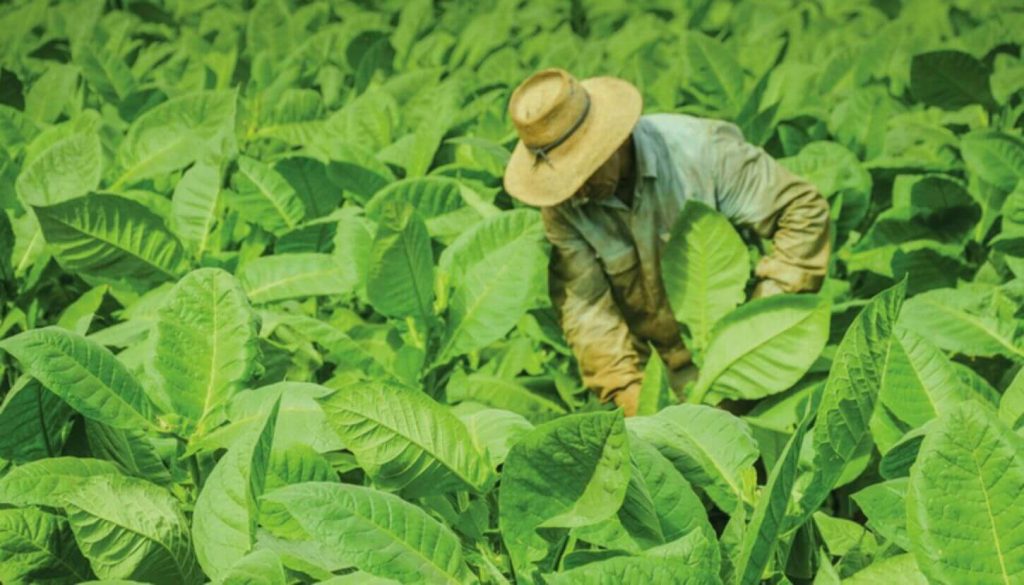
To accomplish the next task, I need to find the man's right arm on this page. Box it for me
[541,206,644,412]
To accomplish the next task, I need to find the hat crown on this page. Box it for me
[509,69,590,150]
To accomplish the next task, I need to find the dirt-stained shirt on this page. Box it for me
[542,114,831,403]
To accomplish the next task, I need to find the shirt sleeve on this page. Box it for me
[541,206,644,402]
[709,121,831,293]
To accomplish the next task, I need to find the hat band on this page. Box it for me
[527,90,591,167]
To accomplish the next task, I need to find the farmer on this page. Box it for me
[503,69,830,416]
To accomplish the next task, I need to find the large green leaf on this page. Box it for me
[439,233,547,362]
[239,253,358,304]
[317,381,494,496]
[64,475,202,584]
[0,377,74,463]
[500,412,630,583]
[16,130,101,206]
[365,176,464,226]
[262,482,476,584]
[366,202,435,321]
[436,208,544,287]
[0,327,156,431]
[870,326,982,452]
[907,402,1024,585]
[170,161,221,259]
[910,50,996,110]
[685,32,745,115]
[961,130,1024,192]
[661,200,748,353]
[628,404,758,512]
[899,284,1024,361]
[230,156,306,235]
[691,294,830,403]
[34,194,189,283]
[0,457,122,508]
[0,507,94,584]
[193,399,279,580]
[114,90,237,188]
[148,268,258,437]
[435,209,547,361]
[789,281,905,529]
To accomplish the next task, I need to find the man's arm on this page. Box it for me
[708,122,831,296]
[541,206,644,413]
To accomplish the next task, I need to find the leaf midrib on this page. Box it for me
[68,498,191,582]
[919,299,1024,359]
[699,302,824,395]
[439,252,520,361]
[970,450,1012,585]
[0,516,92,580]
[38,204,181,279]
[245,264,343,301]
[293,489,462,584]
[340,395,484,491]
[6,331,151,430]
[239,159,300,231]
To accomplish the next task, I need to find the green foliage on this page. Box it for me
[0,1,1022,583]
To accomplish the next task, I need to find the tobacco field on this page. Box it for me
[0,0,1023,583]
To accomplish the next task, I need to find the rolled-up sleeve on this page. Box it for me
[709,122,831,293]
[541,206,644,402]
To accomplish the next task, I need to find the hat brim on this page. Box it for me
[503,77,642,207]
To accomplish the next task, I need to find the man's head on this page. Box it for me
[503,69,642,207]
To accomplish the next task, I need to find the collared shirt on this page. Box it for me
[542,114,830,402]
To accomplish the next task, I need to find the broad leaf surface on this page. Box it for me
[148,268,258,437]
[0,457,122,508]
[0,327,156,431]
[693,294,830,403]
[908,402,1024,585]
[263,482,476,584]
[64,475,202,584]
[34,194,189,283]
[661,200,748,352]
[318,381,494,496]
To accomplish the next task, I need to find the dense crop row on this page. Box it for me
[0,0,1022,583]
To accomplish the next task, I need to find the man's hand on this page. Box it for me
[751,278,787,299]
[612,382,642,417]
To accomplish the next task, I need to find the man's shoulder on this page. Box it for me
[639,113,742,140]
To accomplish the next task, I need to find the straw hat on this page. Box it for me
[503,69,643,207]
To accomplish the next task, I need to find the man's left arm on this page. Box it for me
[708,122,831,297]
